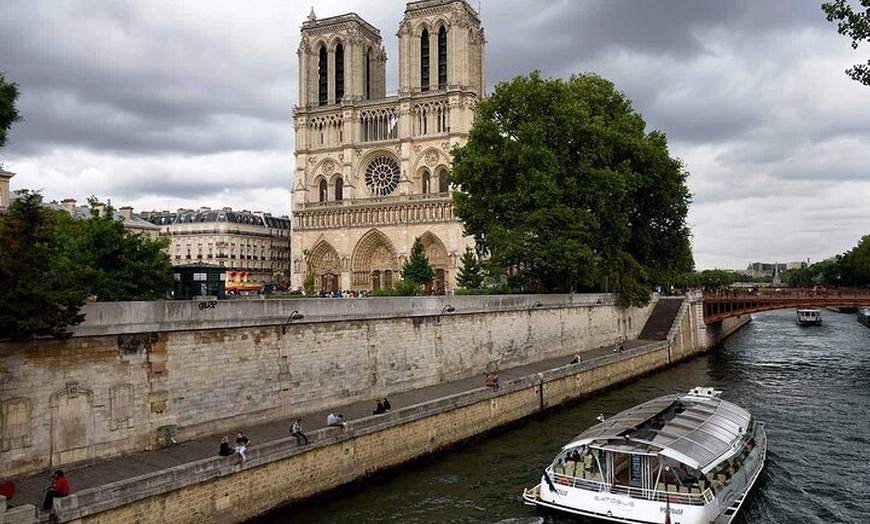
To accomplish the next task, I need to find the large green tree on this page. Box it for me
[822,0,870,85]
[0,192,88,340]
[0,193,175,339]
[0,71,22,154]
[450,71,693,305]
[53,198,174,301]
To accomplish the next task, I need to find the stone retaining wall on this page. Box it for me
[0,295,648,479]
[50,343,675,524]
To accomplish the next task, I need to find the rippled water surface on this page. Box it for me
[260,309,870,524]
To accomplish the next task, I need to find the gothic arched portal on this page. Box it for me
[308,240,341,292]
[352,230,398,288]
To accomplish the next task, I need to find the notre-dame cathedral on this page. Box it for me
[290,0,485,294]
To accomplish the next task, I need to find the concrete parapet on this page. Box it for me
[0,503,39,524]
[71,293,615,337]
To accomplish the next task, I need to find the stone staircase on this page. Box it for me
[638,297,685,341]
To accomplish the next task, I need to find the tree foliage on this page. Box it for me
[822,0,870,85]
[400,237,435,294]
[52,198,173,301]
[0,192,175,340]
[450,71,693,306]
[456,246,484,289]
[0,192,88,340]
[0,71,22,153]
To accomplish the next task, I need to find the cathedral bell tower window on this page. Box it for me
[335,178,344,201]
[421,29,430,92]
[438,26,447,90]
[335,43,345,103]
[319,179,328,202]
[318,46,328,106]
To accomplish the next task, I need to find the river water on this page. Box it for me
[262,308,870,524]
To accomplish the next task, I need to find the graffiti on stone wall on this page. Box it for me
[197,300,218,310]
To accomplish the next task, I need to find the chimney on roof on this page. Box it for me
[61,198,77,214]
[119,206,134,219]
[222,207,232,212]
[198,206,211,213]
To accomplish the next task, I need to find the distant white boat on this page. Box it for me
[522,387,767,524]
[796,307,822,326]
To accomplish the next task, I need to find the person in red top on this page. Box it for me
[42,470,69,511]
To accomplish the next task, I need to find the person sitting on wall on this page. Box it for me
[383,397,392,411]
[42,470,69,511]
[218,436,234,456]
[570,353,582,365]
[290,418,309,446]
[327,412,348,433]
[373,399,386,415]
[234,432,250,464]
[485,372,500,390]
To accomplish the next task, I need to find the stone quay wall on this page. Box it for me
[3,296,751,524]
[53,341,680,524]
[0,294,648,480]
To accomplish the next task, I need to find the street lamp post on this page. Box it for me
[281,310,304,334]
[436,304,455,323]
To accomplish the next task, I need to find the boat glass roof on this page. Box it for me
[565,388,752,470]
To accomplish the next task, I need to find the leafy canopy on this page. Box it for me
[822,0,870,85]
[0,71,22,153]
[449,71,693,305]
[52,198,174,301]
[0,193,174,340]
[0,191,88,340]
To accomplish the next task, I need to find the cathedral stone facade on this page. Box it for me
[290,0,485,293]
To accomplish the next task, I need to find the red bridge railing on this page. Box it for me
[702,288,870,324]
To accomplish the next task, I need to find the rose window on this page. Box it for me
[364,156,400,196]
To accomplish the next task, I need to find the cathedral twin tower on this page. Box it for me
[291,0,485,293]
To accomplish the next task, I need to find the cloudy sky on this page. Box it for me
[1,0,868,270]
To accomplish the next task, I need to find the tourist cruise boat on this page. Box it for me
[522,387,767,524]
[795,307,822,326]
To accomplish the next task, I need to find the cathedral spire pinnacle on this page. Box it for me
[308,7,316,22]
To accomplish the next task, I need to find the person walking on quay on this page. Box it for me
[290,418,309,446]
[42,470,70,511]
[234,431,250,463]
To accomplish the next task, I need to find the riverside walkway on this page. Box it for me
[6,340,644,512]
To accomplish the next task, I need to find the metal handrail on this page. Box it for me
[551,472,712,505]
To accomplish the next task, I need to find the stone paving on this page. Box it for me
[5,340,644,510]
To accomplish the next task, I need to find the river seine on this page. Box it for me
[263,308,869,524]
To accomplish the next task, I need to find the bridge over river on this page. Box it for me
[702,288,870,324]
